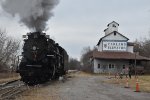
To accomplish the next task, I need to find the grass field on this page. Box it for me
[104,75,150,93]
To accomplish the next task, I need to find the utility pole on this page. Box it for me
[134,52,137,78]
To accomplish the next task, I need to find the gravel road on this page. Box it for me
[16,72,150,100]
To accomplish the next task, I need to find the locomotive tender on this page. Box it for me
[17,32,68,85]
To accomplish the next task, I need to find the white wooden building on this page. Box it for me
[91,21,150,74]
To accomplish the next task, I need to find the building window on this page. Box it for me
[109,64,111,69]
[114,31,116,36]
[112,64,115,68]
[123,65,125,69]
[112,24,116,27]
[109,64,115,69]
[98,64,100,68]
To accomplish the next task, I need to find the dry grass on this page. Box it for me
[104,75,150,93]
[68,71,109,78]
[16,89,61,100]
[67,71,92,78]
[16,83,61,100]
[0,73,20,84]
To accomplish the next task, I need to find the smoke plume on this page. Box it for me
[1,0,59,32]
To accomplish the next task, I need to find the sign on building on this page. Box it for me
[102,41,127,51]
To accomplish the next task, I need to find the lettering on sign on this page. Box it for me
[103,41,127,51]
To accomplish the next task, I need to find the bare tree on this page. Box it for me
[80,46,91,66]
[0,29,20,71]
[133,38,150,74]
[80,46,97,72]
[0,29,7,60]
[134,38,150,58]
[3,37,20,64]
[68,58,80,70]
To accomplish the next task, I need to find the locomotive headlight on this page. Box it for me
[32,46,37,50]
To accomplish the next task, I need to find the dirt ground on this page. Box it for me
[14,71,150,100]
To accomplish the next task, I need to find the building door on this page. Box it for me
[108,64,115,73]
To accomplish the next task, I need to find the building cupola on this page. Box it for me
[104,21,119,35]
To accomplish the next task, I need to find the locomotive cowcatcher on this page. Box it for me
[16,32,68,85]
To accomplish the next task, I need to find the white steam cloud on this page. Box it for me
[1,0,59,32]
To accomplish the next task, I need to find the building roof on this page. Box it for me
[91,51,150,61]
[104,28,108,32]
[127,42,134,46]
[107,21,119,27]
[97,31,129,45]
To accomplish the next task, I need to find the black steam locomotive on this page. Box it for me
[16,32,68,85]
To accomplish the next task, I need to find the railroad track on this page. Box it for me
[0,80,25,100]
[0,79,19,87]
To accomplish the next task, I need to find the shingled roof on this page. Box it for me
[92,51,150,61]
[97,31,129,46]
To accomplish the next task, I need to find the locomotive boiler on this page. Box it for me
[16,32,68,85]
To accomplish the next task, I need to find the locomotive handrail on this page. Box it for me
[53,51,63,57]
[47,55,54,57]
[16,55,23,72]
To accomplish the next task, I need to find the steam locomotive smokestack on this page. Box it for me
[1,0,59,32]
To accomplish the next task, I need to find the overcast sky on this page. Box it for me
[0,0,150,60]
